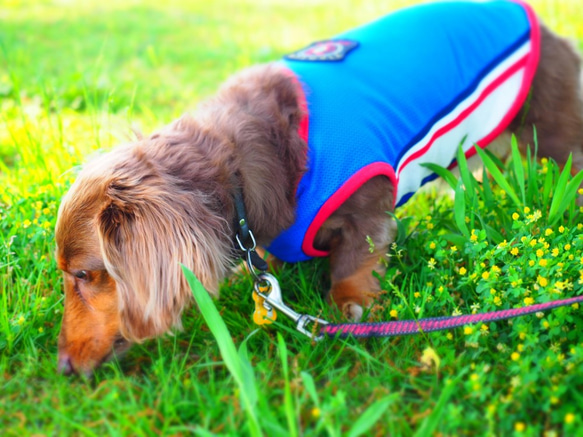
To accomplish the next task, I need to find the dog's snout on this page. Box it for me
[57,352,74,375]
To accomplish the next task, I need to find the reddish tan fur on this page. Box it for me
[55,23,583,375]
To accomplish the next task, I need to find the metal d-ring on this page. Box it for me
[236,230,264,282]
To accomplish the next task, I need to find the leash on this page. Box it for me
[231,184,583,340]
[320,294,583,338]
[249,273,583,341]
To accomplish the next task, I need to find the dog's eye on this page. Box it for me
[74,270,88,280]
[114,336,127,347]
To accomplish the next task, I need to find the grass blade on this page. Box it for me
[454,179,470,238]
[413,374,463,437]
[421,162,458,190]
[278,333,298,437]
[346,395,398,437]
[548,153,573,221]
[474,144,521,207]
[549,168,583,224]
[182,266,262,437]
[510,135,526,204]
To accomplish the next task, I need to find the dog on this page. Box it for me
[55,0,583,375]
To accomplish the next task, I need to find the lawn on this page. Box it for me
[1,0,583,435]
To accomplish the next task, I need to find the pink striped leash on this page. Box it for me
[253,273,583,340]
[320,295,583,338]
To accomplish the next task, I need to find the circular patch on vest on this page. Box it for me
[284,39,359,62]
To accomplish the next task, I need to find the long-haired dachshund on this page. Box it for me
[55,1,583,375]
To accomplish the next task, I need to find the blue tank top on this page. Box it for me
[267,0,540,262]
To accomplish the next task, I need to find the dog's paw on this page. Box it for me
[342,302,364,321]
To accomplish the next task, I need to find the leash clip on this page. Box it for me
[254,273,328,341]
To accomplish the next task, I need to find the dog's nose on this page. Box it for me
[57,352,74,375]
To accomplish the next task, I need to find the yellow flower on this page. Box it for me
[482,271,490,280]
[22,219,32,229]
[450,245,458,253]
[498,240,508,249]
[459,267,467,276]
[536,249,544,258]
[428,258,437,270]
[542,320,550,329]
[528,260,535,267]
[512,212,520,221]
[578,188,583,195]
[523,207,530,214]
[464,326,473,335]
[515,422,526,432]
[493,296,502,306]
[552,248,559,257]
[311,407,321,418]
[565,244,571,251]
[517,344,525,352]
[532,210,542,222]
[565,413,576,425]
[511,352,520,361]
[572,303,580,310]
[446,332,453,340]
[481,324,489,332]
[539,259,548,267]
[390,309,398,318]
[524,297,534,305]
[559,226,565,233]
[511,247,519,256]
[545,228,553,236]
[519,332,526,340]
[429,242,436,250]
[490,288,497,295]
[414,292,421,298]
[470,230,478,242]
[538,276,548,287]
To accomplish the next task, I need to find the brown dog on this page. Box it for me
[55,3,583,375]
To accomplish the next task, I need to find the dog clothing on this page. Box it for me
[267,0,540,262]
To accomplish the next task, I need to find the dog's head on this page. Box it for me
[55,137,234,376]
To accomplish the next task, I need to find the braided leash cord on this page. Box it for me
[320,295,583,338]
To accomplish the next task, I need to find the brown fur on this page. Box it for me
[55,22,583,375]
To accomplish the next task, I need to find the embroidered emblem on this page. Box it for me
[284,39,359,62]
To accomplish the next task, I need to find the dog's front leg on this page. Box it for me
[314,176,395,320]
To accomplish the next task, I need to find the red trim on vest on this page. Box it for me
[302,162,397,258]
[469,0,540,157]
[398,54,531,177]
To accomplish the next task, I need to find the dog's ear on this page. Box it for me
[97,177,232,342]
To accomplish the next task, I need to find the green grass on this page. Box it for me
[2,0,583,435]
